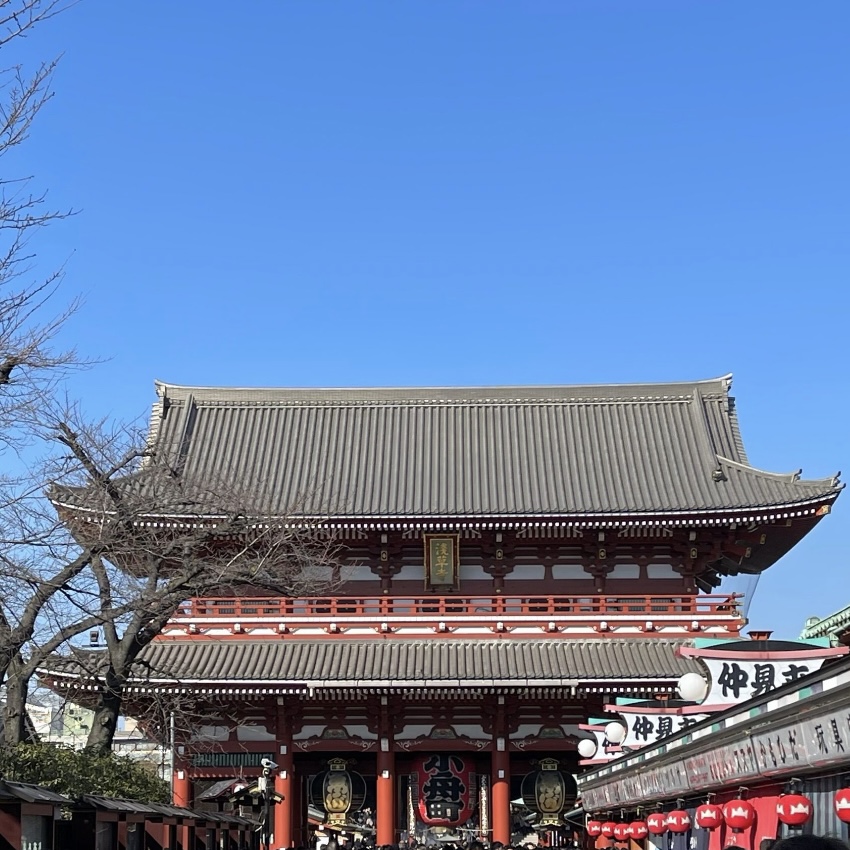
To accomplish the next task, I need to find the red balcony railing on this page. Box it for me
[164,593,743,638]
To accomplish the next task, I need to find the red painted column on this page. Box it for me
[172,757,192,849]
[377,746,396,846]
[172,759,192,807]
[274,712,295,849]
[491,704,511,846]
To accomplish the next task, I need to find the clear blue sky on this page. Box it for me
[14,1,849,638]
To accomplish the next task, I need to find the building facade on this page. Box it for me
[44,376,841,848]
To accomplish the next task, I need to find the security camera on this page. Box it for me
[260,758,278,770]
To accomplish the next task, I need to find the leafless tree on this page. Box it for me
[3,403,343,751]
[0,0,83,746]
[0,1,344,752]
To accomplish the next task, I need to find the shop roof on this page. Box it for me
[0,780,71,804]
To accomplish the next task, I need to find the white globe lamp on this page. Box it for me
[604,721,627,744]
[676,672,709,703]
[577,738,597,759]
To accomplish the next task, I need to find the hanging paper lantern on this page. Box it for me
[520,758,577,827]
[722,799,755,832]
[666,810,691,833]
[601,821,618,838]
[308,758,367,825]
[777,794,813,827]
[646,813,667,835]
[614,824,631,841]
[587,820,604,837]
[835,788,850,824]
[628,821,648,840]
[414,754,475,826]
[695,804,723,830]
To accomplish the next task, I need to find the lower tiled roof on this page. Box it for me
[47,638,700,689]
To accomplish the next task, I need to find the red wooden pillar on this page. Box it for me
[172,760,192,807]
[377,708,396,847]
[491,704,511,846]
[274,713,295,849]
[172,757,192,849]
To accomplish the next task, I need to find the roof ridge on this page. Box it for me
[154,375,734,401]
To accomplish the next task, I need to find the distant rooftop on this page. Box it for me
[800,602,850,643]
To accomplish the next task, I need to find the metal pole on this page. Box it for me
[262,766,272,850]
[169,710,176,796]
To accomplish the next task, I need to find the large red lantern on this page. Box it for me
[835,788,850,824]
[587,820,604,837]
[695,804,723,830]
[601,821,617,838]
[415,754,474,826]
[628,821,649,840]
[666,810,691,833]
[614,824,631,841]
[723,799,755,832]
[646,813,667,835]
[777,794,813,827]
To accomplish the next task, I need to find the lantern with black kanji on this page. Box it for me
[646,813,667,835]
[520,758,577,827]
[777,794,813,827]
[722,799,755,832]
[628,821,648,841]
[835,788,850,824]
[601,821,617,839]
[309,758,367,825]
[587,819,604,837]
[666,809,691,833]
[415,754,475,826]
[613,824,630,842]
[695,804,723,830]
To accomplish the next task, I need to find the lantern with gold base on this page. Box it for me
[309,758,366,825]
[520,758,577,827]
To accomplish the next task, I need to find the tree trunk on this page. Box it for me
[85,668,124,754]
[3,654,30,747]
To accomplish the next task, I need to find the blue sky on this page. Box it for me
[13,1,849,638]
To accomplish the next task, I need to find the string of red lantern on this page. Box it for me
[586,819,603,837]
[723,798,755,832]
[646,813,667,835]
[695,803,723,830]
[613,824,630,841]
[666,809,691,833]
[836,788,850,824]
[777,793,813,827]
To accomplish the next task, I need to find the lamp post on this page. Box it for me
[260,758,278,850]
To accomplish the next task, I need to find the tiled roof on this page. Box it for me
[46,638,700,689]
[125,375,838,520]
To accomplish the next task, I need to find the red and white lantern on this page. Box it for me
[666,810,691,833]
[695,804,723,830]
[628,821,649,841]
[601,821,618,839]
[777,794,813,827]
[646,813,667,835]
[722,799,755,832]
[835,788,850,824]
[614,824,631,841]
[587,820,604,837]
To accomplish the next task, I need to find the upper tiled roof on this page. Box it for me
[44,638,699,689]
[131,374,839,520]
